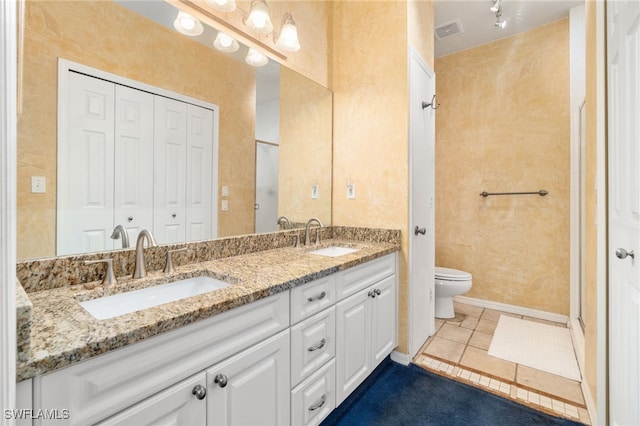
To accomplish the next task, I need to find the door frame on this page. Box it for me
[408,48,436,359]
[1,0,18,411]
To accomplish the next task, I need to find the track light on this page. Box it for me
[490,0,501,13]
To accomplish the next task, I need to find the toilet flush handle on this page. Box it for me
[414,226,426,236]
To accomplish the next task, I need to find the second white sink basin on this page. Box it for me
[80,276,230,320]
[308,246,359,257]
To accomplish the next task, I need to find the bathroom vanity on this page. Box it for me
[15,231,399,426]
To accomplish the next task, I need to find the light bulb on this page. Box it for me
[276,13,300,52]
[246,0,273,34]
[173,11,204,36]
[245,48,269,67]
[213,31,239,53]
[205,0,237,12]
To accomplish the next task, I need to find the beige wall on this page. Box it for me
[435,19,571,315]
[331,0,434,354]
[279,67,332,225]
[18,1,256,259]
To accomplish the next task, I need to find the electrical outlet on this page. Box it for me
[311,184,319,199]
[31,176,46,193]
[221,200,228,211]
[347,181,356,199]
[221,185,229,197]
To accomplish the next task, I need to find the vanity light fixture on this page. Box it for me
[245,48,269,67]
[173,11,204,36]
[213,31,240,53]
[205,0,237,13]
[490,0,501,13]
[275,12,301,52]
[245,0,273,35]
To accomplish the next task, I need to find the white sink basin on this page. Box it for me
[308,246,359,257]
[80,276,230,320]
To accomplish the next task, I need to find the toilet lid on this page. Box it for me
[435,267,472,281]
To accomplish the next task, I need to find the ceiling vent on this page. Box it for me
[435,20,463,40]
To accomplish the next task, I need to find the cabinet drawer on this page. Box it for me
[336,253,395,301]
[291,307,336,387]
[290,274,336,324]
[37,292,289,425]
[291,359,336,426]
[97,373,206,426]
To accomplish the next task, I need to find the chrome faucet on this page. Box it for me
[304,217,324,246]
[277,216,292,230]
[110,224,130,249]
[133,229,157,279]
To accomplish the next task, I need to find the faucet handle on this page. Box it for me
[294,233,301,248]
[165,247,188,274]
[84,258,117,286]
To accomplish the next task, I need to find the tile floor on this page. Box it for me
[414,301,591,425]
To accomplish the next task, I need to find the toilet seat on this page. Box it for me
[435,267,472,281]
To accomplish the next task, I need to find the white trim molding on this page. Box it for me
[454,296,569,324]
[390,351,411,366]
[1,0,18,417]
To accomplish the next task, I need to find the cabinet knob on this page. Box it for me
[172,213,177,218]
[192,384,207,400]
[214,373,228,388]
[375,289,381,296]
[127,216,133,222]
[368,290,376,299]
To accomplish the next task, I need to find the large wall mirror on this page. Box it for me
[17,0,332,260]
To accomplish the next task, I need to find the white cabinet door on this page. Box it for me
[335,274,397,405]
[206,330,290,426]
[185,104,214,241]
[114,85,154,246]
[371,275,396,367]
[154,96,187,244]
[58,71,115,255]
[97,373,206,426]
[335,288,371,405]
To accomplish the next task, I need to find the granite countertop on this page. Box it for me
[17,239,399,381]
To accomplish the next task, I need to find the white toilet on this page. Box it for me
[434,267,472,319]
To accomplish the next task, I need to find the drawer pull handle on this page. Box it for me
[368,290,376,298]
[307,338,326,352]
[308,394,326,411]
[307,291,326,302]
[214,374,228,388]
[192,384,207,400]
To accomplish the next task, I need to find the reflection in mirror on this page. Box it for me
[17,0,332,260]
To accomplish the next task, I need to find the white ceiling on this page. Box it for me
[434,0,584,57]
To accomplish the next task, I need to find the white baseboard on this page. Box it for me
[454,296,569,324]
[390,350,411,366]
[569,318,585,373]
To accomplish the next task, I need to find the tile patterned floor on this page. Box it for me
[414,302,591,425]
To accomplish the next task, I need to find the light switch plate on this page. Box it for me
[347,182,356,199]
[221,200,228,211]
[221,185,229,197]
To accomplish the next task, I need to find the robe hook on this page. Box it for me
[421,94,440,110]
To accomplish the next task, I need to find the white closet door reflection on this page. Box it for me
[114,85,154,247]
[58,72,115,255]
[186,104,215,241]
[255,142,279,233]
[153,96,187,244]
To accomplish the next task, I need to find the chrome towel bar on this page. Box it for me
[480,190,548,197]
